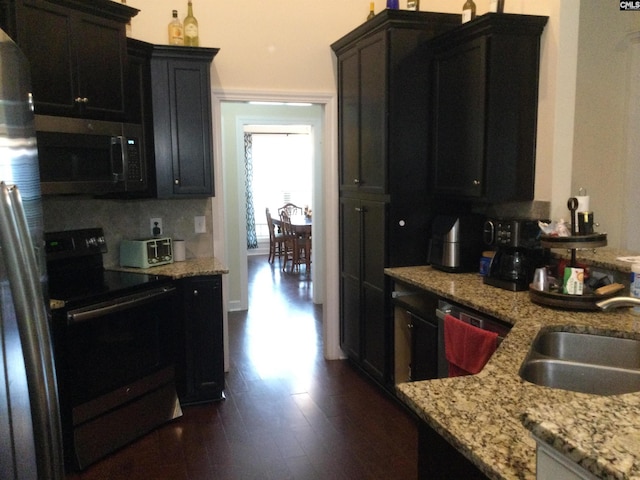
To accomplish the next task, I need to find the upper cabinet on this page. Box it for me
[0,0,138,121]
[429,13,548,202]
[149,45,218,198]
[332,10,459,197]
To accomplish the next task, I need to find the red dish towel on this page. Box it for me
[444,314,498,377]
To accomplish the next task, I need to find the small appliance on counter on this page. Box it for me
[427,214,485,273]
[120,237,173,268]
[482,218,548,291]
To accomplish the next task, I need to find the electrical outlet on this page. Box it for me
[150,217,163,237]
[194,216,206,234]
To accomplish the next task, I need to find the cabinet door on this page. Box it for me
[14,0,127,120]
[409,313,438,381]
[180,276,224,404]
[432,38,486,197]
[151,48,216,198]
[359,199,388,383]
[337,33,386,195]
[16,1,76,115]
[339,196,389,383]
[339,197,361,359]
[338,48,360,194]
[358,34,386,194]
[74,12,127,119]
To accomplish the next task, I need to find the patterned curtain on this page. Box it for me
[244,133,258,249]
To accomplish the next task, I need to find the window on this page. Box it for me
[245,126,313,244]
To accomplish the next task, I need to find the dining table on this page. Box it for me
[271,214,312,272]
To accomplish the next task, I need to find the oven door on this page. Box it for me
[52,284,182,470]
[60,285,176,406]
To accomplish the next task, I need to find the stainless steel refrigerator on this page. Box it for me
[0,28,64,480]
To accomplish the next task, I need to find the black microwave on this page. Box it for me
[34,115,147,196]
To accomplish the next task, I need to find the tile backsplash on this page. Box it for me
[43,196,214,268]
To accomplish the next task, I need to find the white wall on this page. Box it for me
[572,2,640,250]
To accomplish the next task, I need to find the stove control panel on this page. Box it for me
[45,228,107,259]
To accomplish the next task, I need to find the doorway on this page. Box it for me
[213,93,342,363]
[217,100,323,310]
[244,125,314,255]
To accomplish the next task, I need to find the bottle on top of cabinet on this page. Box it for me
[168,10,184,45]
[367,2,375,20]
[386,0,399,9]
[462,0,476,23]
[407,0,420,10]
[489,0,505,13]
[184,1,199,46]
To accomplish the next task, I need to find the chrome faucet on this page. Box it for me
[596,296,640,311]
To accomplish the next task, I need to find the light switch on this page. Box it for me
[194,216,206,233]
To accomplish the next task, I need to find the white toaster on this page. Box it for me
[120,237,173,268]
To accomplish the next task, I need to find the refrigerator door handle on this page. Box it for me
[0,182,64,480]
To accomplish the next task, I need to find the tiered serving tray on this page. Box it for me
[529,233,610,310]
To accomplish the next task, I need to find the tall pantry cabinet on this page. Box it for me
[331,10,458,388]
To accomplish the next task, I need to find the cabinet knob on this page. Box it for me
[174,179,180,185]
[408,322,414,329]
[193,289,199,296]
[353,178,360,185]
[473,179,481,186]
[74,97,89,104]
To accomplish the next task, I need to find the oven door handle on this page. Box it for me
[67,285,176,324]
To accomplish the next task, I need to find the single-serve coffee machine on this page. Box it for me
[427,214,485,273]
[482,218,548,291]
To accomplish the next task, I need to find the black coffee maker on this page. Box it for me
[482,218,548,291]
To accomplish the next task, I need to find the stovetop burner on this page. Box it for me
[45,228,172,305]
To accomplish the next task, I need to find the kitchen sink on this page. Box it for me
[519,330,640,395]
[532,331,640,370]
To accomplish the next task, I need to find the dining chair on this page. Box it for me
[280,211,310,273]
[278,203,303,218]
[265,208,285,264]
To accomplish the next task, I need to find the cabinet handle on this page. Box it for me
[473,179,481,186]
[353,178,360,185]
[74,97,89,104]
[193,289,199,296]
[407,322,414,329]
[354,207,367,213]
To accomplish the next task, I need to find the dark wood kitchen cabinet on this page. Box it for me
[177,275,225,405]
[339,196,387,381]
[332,10,458,389]
[0,0,137,120]
[430,13,548,202]
[149,45,219,198]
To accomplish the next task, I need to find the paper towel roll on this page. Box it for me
[173,239,186,262]
[574,195,590,229]
[576,195,590,213]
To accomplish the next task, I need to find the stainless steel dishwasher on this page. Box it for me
[435,300,511,377]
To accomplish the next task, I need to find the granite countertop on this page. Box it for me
[386,265,640,480]
[552,245,640,274]
[49,257,228,310]
[110,256,229,279]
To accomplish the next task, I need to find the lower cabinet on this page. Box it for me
[393,281,441,383]
[418,422,489,479]
[339,196,390,385]
[176,275,225,405]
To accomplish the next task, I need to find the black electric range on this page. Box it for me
[45,228,172,307]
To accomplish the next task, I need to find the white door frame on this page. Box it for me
[211,90,343,361]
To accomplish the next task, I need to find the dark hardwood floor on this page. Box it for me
[66,255,418,479]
